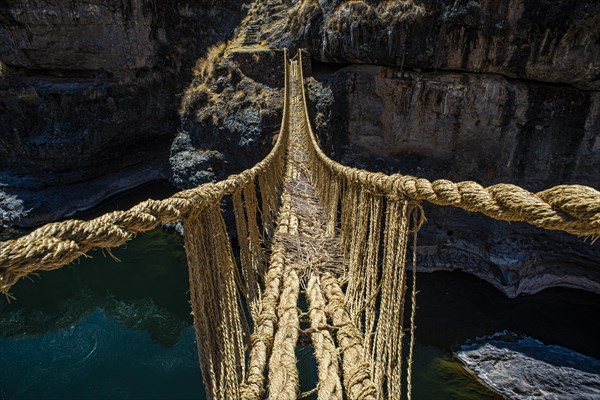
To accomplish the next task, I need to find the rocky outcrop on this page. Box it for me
[306,64,600,296]
[269,0,600,90]
[308,65,600,191]
[415,206,600,297]
[0,0,243,227]
[0,1,242,79]
[457,333,600,399]
[170,50,284,189]
[0,76,174,180]
[0,1,155,75]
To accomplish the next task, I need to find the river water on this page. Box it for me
[1,182,599,399]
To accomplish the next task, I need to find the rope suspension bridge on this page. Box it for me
[1,51,599,400]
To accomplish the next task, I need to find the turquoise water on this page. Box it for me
[1,311,200,400]
[0,228,502,400]
[1,184,599,399]
[0,228,202,400]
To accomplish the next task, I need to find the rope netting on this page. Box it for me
[291,50,600,399]
[293,55,416,399]
[1,49,599,400]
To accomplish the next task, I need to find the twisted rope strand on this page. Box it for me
[2,50,599,295]
[307,273,343,400]
[0,52,290,295]
[322,272,378,400]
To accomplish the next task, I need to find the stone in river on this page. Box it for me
[457,332,600,399]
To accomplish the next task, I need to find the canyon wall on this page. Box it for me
[271,0,599,89]
[310,65,599,190]
[0,0,243,226]
[306,64,600,296]
[280,0,600,296]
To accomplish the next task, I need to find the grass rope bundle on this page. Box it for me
[2,49,600,400]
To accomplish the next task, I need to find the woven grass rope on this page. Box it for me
[1,49,599,400]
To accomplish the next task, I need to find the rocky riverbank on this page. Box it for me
[457,332,600,399]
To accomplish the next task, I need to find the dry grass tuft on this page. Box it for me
[181,41,229,113]
[234,89,247,102]
[192,41,227,82]
[288,0,323,36]
[325,0,427,33]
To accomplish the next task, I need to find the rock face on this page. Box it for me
[0,1,155,74]
[288,0,600,297]
[0,0,243,227]
[415,207,600,297]
[170,50,284,189]
[0,76,173,180]
[309,65,600,191]
[306,64,600,297]
[271,0,600,90]
[457,333,600,399]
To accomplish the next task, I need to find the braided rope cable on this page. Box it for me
[0,51,291,295]
[240,240,286,400]
[266,257,301,400]
[266,197,301,400]
[307,273,343,400]
[321,272,378,400]
[295,52,600,238]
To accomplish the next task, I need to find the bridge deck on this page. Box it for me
[242,58,377,400]
[2,49,599,400]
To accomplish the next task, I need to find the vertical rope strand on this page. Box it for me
[406,206,423,400]
[372,198,399,394]
[233,189,258,320]
[184,203,244,399]
[244,181,266,271]
[210,205,246,398]
[322,273,378,400]
[388,201,410,399]
[184,211,218,400]
[362,195,383,357]
[345,189,372,330]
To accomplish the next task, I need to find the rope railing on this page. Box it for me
[0,51,291,296]
[293,51,600,399]
[1,48,599,400]
[296,51,600,238]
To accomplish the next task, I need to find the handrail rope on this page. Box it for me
[0,49,292,295]
[2,48,599,295]
[296,52,600,238]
